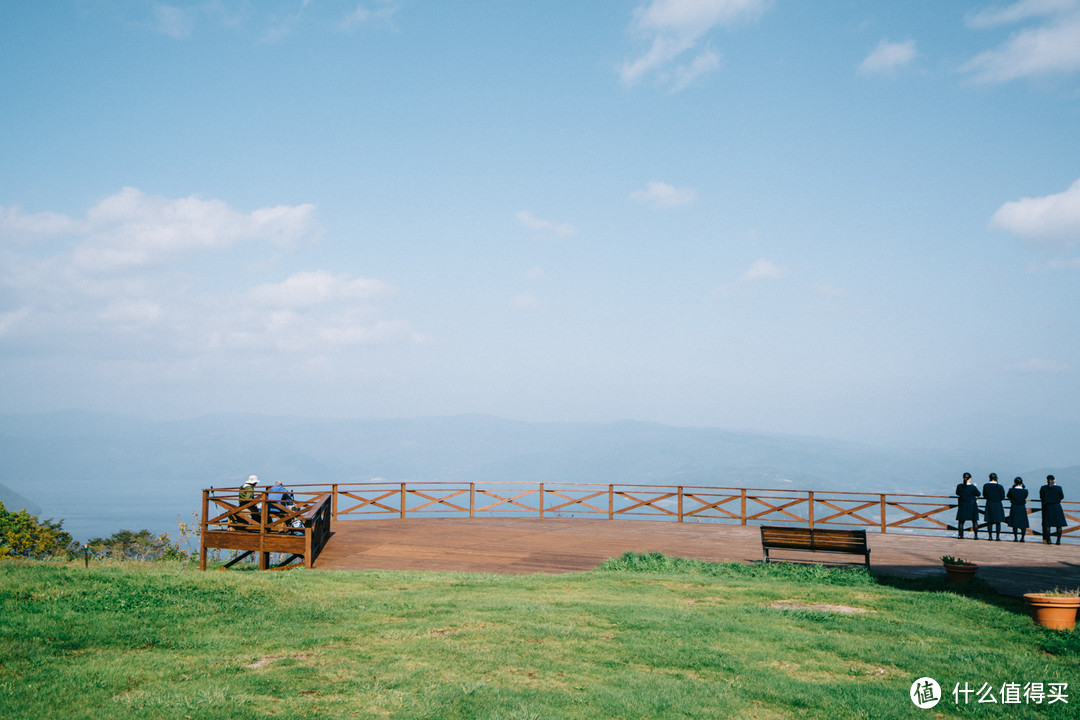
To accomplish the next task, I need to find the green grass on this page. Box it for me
[1,553,1077,719]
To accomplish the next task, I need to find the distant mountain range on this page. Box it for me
[0,481,41,516]
[0,411,1073,541]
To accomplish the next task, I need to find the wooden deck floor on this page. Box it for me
[311,518,1078,597]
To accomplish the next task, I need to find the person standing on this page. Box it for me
[1006,477,1029,542]
[956,472,980,539]
[1039,475,1066,545]
[982,473,1005,541]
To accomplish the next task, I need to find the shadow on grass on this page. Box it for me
[871,569,1004,601]
[600,551,1080,657]
[871,570,1080,655]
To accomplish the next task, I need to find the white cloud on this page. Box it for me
[341,1,400,30]
[248,271,390,309]
[222,284,422,351]
[619,0,770,91]
[0,190,417,362]
[316,320,418,348]
[0,205,82,240]
[0,187,320,272]
[858,39,917,75]
[966,0,1077,28]
[92,189,313,270]
[671,48,722,91]
[963,1,1080,82]
[630,181,698,209]
[145,2,245,39]
[230,310,419,352]
[740,258,787,282]
[990,178,1080,243]
[516,210,576,239]
[105,1,397,41]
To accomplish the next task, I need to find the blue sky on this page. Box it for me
[2,0,1080,459]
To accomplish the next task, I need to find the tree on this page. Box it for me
[86,529,181,561]
[0,501,76,559]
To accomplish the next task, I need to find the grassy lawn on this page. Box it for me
[1,553,1076,719]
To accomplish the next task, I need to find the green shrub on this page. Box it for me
[86,529,184,562]
[0,501,76,559]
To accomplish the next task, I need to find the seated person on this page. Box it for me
[268,481,304,532]
[268,481,294,511]
[239,475,261,524]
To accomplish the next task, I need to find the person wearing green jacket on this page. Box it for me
[239,475,261,525]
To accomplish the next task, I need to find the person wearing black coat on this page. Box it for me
[982,473,1005,541]
[1039,475,1066,545]
[1006,477,1029,542]
[955,472,980,539]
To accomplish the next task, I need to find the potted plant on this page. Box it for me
[941,555,978,584]
[1023,588,1080,631]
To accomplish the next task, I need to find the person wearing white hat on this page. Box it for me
[240,475,260,524]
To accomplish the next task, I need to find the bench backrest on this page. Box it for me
[760,526,867,554]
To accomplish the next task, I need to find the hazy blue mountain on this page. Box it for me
[0,481,41,515]
[0,411,1072,542]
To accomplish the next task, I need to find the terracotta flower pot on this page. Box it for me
[1023,594,1080,631]
[943,562,978,584]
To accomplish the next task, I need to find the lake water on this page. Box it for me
[39,500,196,545]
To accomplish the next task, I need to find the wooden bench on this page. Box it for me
[760,526,870,568]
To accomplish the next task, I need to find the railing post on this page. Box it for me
[880,494,887,533]
[470,483,475,518]
[539,483,545,519]
[609,485,614,520]
[677,486,683,522]
[304,525,313,569]
[400,482,406,519]
[332,483,338,521]
[200,489,209,571]
[808,490,814,529]
[259,490,269,570]
[741,489,747,526]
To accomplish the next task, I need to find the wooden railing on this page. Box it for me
[322,482,1078,542]
[199,490,332,570]
[200,482,1079,567]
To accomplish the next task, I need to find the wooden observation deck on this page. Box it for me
[200,482,1078,595]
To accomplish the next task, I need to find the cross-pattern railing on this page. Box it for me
[200,482,1079,566]
[200,489,332,570]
